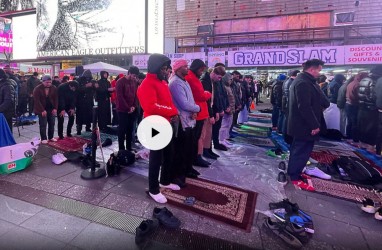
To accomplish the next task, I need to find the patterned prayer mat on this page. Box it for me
[161,178,258,231]
[310,151,339,164]
[47,137,91,152]
[314,140,354,151]
[310,177,382,203]
[79,131,119,143]
[246,121,272,128]
[235,137,275,147]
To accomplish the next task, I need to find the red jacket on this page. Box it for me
[185,70,211,120]
[137,73,178,121]
[116,76,138,113]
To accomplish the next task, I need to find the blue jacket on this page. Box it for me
[329,74,346,104]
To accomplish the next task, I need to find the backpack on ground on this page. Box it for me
[332,156,382,185]
[106,153,121,176]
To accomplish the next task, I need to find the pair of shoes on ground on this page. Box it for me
[135,207,181,244]
[52,153,68,165]
[361,198,382,221]
[41,138,57,144]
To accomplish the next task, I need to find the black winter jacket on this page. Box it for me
[270,80,283,108]
[201,72,214,117]
[58,83,77,112]
[0,79,16,117]
[281,77,294,113]
[358,74,380,110]
[376,77,382,110]
[287,72,330,141]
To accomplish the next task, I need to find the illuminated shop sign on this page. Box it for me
[36,0,163,58]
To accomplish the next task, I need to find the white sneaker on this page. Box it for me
[160,183,181,191]
[50,138,57,142]
[375,208,382,220]
[149,192,167,204]
[57,153,68,162]
[41,140,48,144]
[304,167,331,180]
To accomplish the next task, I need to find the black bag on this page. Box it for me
[116,150,136,166]
[332,156,382,185]
[106,153,121,176]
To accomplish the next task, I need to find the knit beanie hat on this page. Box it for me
[172,59,188,73]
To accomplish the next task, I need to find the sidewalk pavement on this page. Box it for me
[1,101,381,250]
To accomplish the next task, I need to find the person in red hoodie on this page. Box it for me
[185,59,212,168]
[137,54,179,204]
[110,73,124,126]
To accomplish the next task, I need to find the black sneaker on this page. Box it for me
[66,133,73,137]
[135,219,159,245]
[277,172,287,185]
[214,144,228,151]
[208,149,220,158]
[58,135,64,140]
[203,151,218,160]
[190,168,200,176]
[76,131,81,135]
[153,207,181,229]
[173,178,187,188]
[269,199,299,214]
[264,218,303,249]
[193,157,209,168]
[278,161,287,172]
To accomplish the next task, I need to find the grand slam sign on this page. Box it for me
[228,46,344,67]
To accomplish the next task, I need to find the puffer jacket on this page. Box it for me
[0,79,16,117]
[358,75,378,110]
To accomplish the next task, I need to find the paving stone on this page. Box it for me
[360,227,382,250]
[0,218,17,237]
[0,194,44,225]
[0,225,66,250]
[103,168,135,185]
[60,185,109,205]
[259,221,296,250]
[0,171,43,186]
[30,177,74,195]
[309,213,368,249]
[305,195,382,231]
[36,144,63,157]
[197,216,263,249]
[70,222,138,250]
[108,173,149,199]
[25,157,78,179]
[98,193,149,217]
[57,170,116,191]
[20,209,90,243]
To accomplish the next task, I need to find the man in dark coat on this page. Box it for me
[76,70,94,135]
[27,72,41,116]
[328,74,346,104]
[95,71,112,131]
[0,69,16,131]
[270,74,285,130]
[281,70,299,144]
[116,66,140,151]
[57,80,78,139]
[287,59,330,191]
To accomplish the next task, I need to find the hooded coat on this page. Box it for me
[200,72,214,118]
[76,70,94,126]
[137,54,178,121]
[96,71,111,129]
[328,74,346,104]
[185,70,211,120]
[0,72,16,129]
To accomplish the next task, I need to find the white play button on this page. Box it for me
[137,115,173,150]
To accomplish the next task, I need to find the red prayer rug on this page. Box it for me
[47,137,91,152]
[161,178,258,232]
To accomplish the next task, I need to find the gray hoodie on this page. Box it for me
[169,75,200,129]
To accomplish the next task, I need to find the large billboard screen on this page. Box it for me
[13,14,37,60]
[0,17,12,54]
[37,0,148,58]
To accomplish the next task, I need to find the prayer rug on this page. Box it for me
[314,140,354,151]
[79,131,118,144]
[47,137,91,152]
[246,121,272,128]
[310,151,339,164]
[235,137,275,147]
[312,149,359,158]
[310,177,382,203]
[161,178,258,231]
